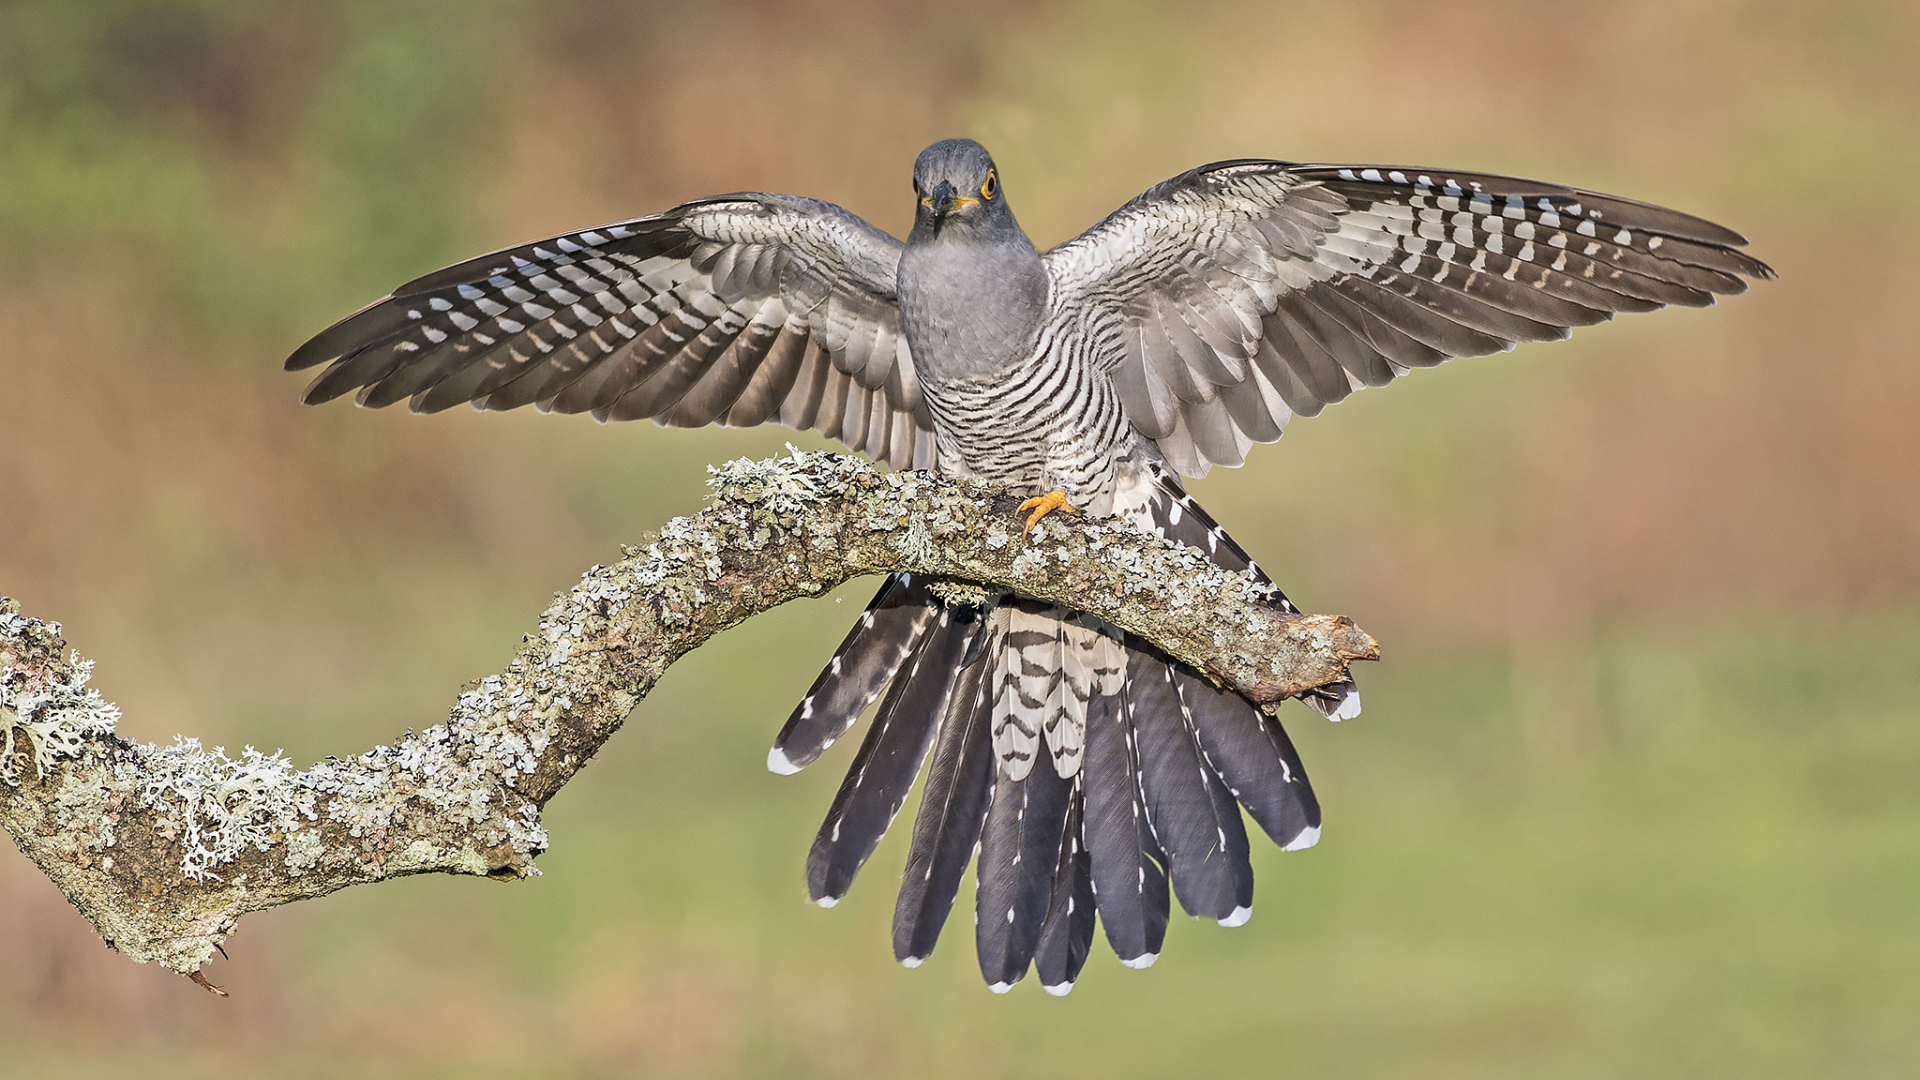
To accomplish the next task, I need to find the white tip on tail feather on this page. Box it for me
[900,956,925,969]
[814,894,840,908]
[1119,952,1159,969]
[1330,687,1362,721]
[767,746,803,775]
[1282,825,1322,852]
[1043,981,1075,997]
[1219,905,1253,928]
[989,981,1013,994]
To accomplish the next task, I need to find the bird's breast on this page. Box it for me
[896,239,1049,386]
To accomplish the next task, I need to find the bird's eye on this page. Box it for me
[980,170,998,200]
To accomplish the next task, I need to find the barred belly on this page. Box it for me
[917,342,1134,517]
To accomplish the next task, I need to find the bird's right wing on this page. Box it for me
[1044,161,1772,478]
[286,194,935,470]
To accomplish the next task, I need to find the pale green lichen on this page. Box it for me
[283,825,326,876]
[136,739,310,882]
[0,646,122,785]
[707,445,827,516]
[2,606,550,888]
[926,580,1000,609]
[894,509,940,566]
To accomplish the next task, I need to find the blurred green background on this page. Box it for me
[2,1,1916,1076]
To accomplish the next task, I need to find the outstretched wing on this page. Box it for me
[1045,161,1773,478]
[287,194,934,470]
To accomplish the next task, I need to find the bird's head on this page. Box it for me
[910,139,1015,241]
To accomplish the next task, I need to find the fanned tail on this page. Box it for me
[771,463,1342,991]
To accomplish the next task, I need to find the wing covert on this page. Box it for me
[287,194,936,470]
[1045,161,1773,478]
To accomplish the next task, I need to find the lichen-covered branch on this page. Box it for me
[0,450,1377,985]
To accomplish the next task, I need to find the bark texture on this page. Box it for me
[0,450,1376,986]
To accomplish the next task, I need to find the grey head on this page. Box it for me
[908,138,1029,247]
[897,139,1049,379]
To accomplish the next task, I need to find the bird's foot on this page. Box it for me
[1018,489,1077,536]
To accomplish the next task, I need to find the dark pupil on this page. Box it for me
[985,174,996,197]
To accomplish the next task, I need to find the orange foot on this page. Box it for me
[1017,489,1078,536]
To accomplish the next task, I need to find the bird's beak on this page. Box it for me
[931,179,984,227]
[931,180,958,225]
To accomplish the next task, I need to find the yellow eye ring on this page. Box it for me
[980,170,997,201]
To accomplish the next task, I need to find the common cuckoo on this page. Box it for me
[287,139,1771,993]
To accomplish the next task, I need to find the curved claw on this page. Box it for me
[1018,489,1077,536]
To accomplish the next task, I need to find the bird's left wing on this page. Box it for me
[1044,161,1773,478]
[287,194,935,470]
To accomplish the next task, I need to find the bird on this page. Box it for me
[285,138,1771,994]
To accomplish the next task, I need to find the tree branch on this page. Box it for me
[0,450,1377,986]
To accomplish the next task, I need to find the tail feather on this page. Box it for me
[1142,462,1363,721]
[805,604,977,905]
[1142,461,1292,606]
[1083,684,1171,968]
[1042,621,1075,775]
[992,601,1056,781]
[1300,678,1362,721]
[974,743,1074,992]
[1129,653,1256,923]
[1032,782,1096,995]
[893,620,999,966]
[771,573,938,773]
[1177,665,1321,851]
[1042,615,1101,779]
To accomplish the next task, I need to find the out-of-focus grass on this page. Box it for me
[2,1,1916,1077]
[2,611,1914,1079]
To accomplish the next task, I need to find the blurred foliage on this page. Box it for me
[1,1,1916,1077]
